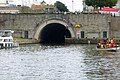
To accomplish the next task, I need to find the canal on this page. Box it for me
[0,44,120,80]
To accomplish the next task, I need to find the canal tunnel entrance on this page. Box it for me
[39,23,71,43]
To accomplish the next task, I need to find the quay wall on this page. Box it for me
[65,38,120,44]
[110,17,120,38]
[0,13,111,39]
[0,14,120,44]
[14,39,38,45]
[65,38,100,44]
[16,38,120,44]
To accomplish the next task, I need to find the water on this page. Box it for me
[0,44,120,80]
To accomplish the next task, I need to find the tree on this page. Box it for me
[85,0,118,9]
[104,0,118,8]
[85,0,98,9]
[54,1,69,12]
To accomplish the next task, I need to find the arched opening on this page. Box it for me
[39,23,71,43]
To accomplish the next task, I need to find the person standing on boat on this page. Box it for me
[103,38,108,48]
[103,38,108,44]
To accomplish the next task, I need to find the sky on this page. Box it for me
[0,0,83,11]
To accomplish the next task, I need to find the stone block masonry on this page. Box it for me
[0,13,119,43]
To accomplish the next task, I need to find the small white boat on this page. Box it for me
[0,30,19,49]
[96,46,120,51]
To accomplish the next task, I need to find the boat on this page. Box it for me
[96,46,120,51]
[96,38,120,51]
[0,30,19,49]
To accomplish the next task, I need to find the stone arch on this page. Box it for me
[34,18,75,43]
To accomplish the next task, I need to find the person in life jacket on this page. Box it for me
[106,43,109,48]
[101,44,104,48]
[110,39,115,44]
[108,43,112,48]
[110,39,117,47]
[97,43,101,48]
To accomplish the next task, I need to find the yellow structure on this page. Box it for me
[75,24,81,28]
[31,0,55,13]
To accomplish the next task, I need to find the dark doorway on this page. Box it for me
[24,31,28,38]
[103,31,107,38]
[81,31,84,38]
[39,23,71,43]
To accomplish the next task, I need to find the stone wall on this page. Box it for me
[0,13,118,40]
[69,14,111,38]
[111,16,120,38]
[65,38,100,44]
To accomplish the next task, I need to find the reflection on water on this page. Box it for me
[0,44,120,80]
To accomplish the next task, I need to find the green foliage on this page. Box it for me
[54,1,69,12]
[85,0,118,8]
[104,0,118,8]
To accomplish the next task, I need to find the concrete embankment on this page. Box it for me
[65,38,100,44]
[14,38,120,45]
[15,38,100,45]
[65,38,120,44]
[14,38,39,45]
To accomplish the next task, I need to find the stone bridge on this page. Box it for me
[0,13,119,43]
[34,16,75,43]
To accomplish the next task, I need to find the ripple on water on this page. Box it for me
[0,44,120,80]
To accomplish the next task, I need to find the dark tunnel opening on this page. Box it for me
[39,23,71,43]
